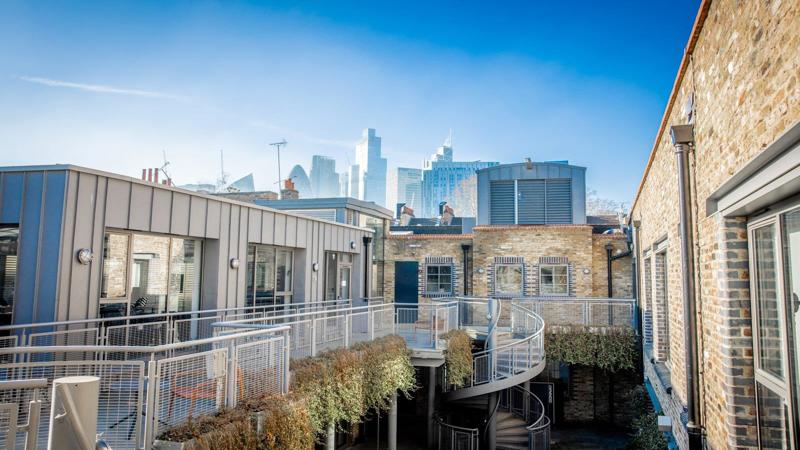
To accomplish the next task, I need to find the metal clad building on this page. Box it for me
[477,162,586,225]
[0,165,374,324]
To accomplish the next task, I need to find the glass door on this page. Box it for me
[338,266,351,300]
[0,227,19,328]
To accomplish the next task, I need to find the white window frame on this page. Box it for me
[748,201,800,449]
[494,263,524,298]
[425,264,453,297]
[538,264,569,296]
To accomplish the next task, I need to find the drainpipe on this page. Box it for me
[461,244,471,295]
[363,236,373,302]
[605,243,614,298]
[670,124,703,448]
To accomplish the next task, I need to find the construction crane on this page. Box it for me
[269,140,288,187]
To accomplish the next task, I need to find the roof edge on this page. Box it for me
[630,0,712,213]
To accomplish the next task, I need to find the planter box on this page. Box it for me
[153,412,266,450]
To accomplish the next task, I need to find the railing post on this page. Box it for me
[344,314,350,348]
[283,331,291,394]
[226,340,238,409]
[311,319,317,357]
[144,360,158,450]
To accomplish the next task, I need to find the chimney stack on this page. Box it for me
[281,178,299,200]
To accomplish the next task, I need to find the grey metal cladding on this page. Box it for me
[489,180,515,224]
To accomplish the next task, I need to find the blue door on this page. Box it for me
[394,262,419,305]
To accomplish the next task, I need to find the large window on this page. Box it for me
[425,264,453,296]
[495,264,524,297]
[100,231,202,317]
[749,204,800,447]
[246,244,293,307]
[539,264,568,296]
[0,227,19,327]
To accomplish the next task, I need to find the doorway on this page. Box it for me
[394,261,419,305]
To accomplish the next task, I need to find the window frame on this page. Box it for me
[538,263,569,297]
[425,263,453,297]
[247,243,294,307]
[98,229,204,316]
[748,203,799,448]
[494,263,524,298]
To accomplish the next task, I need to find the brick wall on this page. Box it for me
[630,1,799,448]
[384,226,633,303]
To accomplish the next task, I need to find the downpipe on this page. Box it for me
[671,124,703,448]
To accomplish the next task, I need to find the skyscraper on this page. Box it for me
[388,167,422,212]
[420,136,498,217]
[350,128,387,206]
[310,155,339,198]
[288,165,312,198]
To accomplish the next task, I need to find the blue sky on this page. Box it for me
[0,0,700,204]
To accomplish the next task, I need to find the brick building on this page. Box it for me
[383,226,632,304]
[629,1,800,448]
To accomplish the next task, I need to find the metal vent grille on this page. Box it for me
[545,179,572,224]
[489,181,515,224]
[517,179,545,224]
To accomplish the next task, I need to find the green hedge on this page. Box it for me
[545,326,637,372]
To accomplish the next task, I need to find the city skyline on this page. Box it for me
[0,1,700,207]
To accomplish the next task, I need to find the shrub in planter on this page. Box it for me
[441,330,473,388]
[157,394,313,450]
[291,347,364,435]
[545,325,636,372]
[353,335,416,412]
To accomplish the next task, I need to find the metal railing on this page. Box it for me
[395,302,459,349]
[0,379,46,450]
[498,385,550,450]
[435,417,479,450]
[0,299,353,352]
[437,298,545,391]
[513,297,637,329]
[0,326,290,450]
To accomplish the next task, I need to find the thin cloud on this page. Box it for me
[16,76,188,101]
[247,120,355,149]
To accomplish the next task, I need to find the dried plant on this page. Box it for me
[442,329,473,388]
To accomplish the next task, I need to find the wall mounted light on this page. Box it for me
[76,248,93,265]
[312,262,319,272]
[230,258,240,269]
[477,268,485,274]
[583,268,591,275]
[350,241,356,250]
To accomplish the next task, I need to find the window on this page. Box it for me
[539,264,568,296]
[654,250,670,362]
[99,231,202,317]
[246,244,293,307]
[495,264,523,297]
[749,204,800,447]
[753,224,783,378]
[101,233,128,299]
[0,227,19,327]
[426,264,453,296]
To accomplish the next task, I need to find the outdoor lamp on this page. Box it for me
[76,248,93,265]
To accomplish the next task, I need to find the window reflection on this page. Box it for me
[754,225,783,379]
[246,244,292,307]
[0,227,19,327]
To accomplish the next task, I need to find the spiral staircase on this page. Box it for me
[435,298,551,450]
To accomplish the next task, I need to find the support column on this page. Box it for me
[427,366,436,448]
[388,391,398,450]
[487,392,497,450]
[326,423,335,450]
